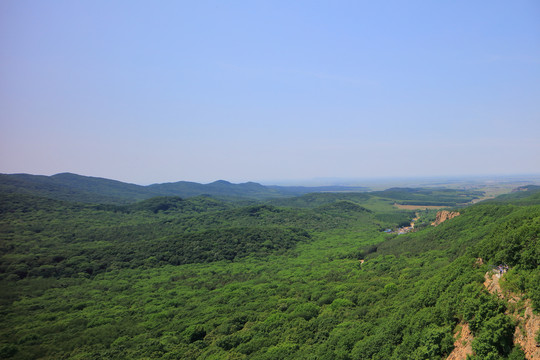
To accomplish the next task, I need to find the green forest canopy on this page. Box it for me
[0,183,539,359]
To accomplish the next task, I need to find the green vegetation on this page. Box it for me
[371,187,484,206]
[0,173,370,203]
[0,179,538,359]
[482,185,540,206]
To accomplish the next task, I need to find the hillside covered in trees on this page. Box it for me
[0,178,538,359]
[0,173,370,203]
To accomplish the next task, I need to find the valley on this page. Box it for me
[0,174,539,359]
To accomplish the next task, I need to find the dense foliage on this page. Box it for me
[0,183,538,359]
[0,194,376,280]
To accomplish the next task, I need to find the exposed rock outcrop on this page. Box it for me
[431,211,460,226]
[514,302,540,360]
[475,258,484,267]
[447,323,473,360]
[483,270,505,300]
[484,270,540,359]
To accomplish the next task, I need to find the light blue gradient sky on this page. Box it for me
[1,1,539,185]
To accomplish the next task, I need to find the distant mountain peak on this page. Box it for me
[209,180,232,185]
[52,172,79,178]
[244,181,263,186]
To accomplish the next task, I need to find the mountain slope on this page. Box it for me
[0,173,155,204]
[0,173,369,203]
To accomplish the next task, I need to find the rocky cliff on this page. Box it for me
[431,210,460,226]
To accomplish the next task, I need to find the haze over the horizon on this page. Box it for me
[1,1,539,185]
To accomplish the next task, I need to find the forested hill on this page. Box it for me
[0,173,369,203]
[0,173,154,204]
[0,183,539,359]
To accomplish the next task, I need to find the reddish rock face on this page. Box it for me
[431,210,460,226]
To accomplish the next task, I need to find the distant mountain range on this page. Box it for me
[0,173,369,203]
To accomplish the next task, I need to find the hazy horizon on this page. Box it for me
[3,170,540,189]
[2,1,539,184]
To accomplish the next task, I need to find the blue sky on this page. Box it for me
[1,1,539,184]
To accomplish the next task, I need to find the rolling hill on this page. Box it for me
[0,173,369,203]
[0,175,538,359]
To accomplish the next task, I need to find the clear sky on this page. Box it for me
[1,1,539,185]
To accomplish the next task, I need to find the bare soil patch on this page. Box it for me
[393,203,449,210]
